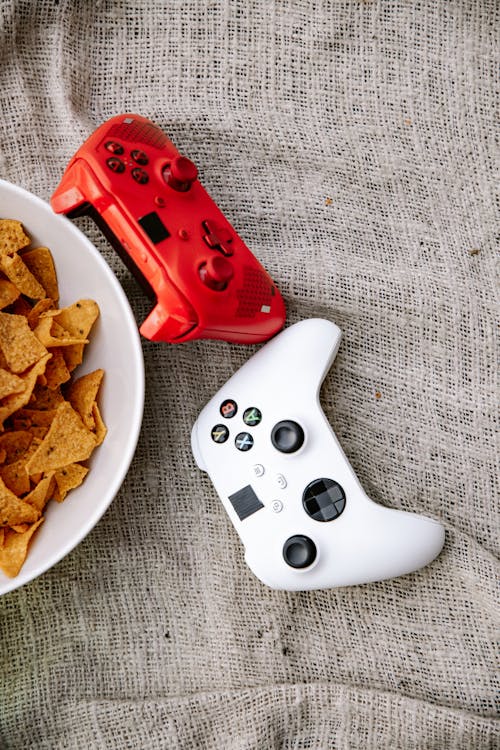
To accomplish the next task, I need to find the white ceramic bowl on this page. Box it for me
[0,179,144,595]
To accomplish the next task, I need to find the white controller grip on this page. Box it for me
[192,319,445,591]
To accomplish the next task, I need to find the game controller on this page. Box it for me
[50,114,285,344]
[191,319,445,591]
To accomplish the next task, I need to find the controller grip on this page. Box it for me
[139,269,198,341]
[51,159,108,215]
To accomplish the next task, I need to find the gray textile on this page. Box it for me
[0,1,498,748]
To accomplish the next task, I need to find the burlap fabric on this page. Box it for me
[0,1,498,748]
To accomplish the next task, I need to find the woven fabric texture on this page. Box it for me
[0,1,498,748]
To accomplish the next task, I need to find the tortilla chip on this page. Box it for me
[54,463,89,502]
[0,368,25,399]
[0,253,46,299]
[12,408,56,439]
[0,460,30,495]
[0,354,51,427]
[0,518,44,577]
[55,300,99,371]
[0,476,40,526]
[91,402,107,446]
[66,369,104,430]
[10,523,29,533]
[25,402,96,475]
[0,312,48,373]
[27,298,56,330]
[0,219,30,255]
[0,431,33,463]
[44,348,71,390]
[0,280,20,310]
[20,247,59,302]
[24,475,55,513]
[11,296,33,317]
[29,384,65,411]
[33,316,89,349]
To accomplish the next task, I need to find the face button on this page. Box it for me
[199,256,234,291]
[283,535,317,569]
[303,478,346,522]
[228,485,264,521]
[235,432,254,451]
[105,141,124,155]
[243,407,262,427]
[220,399,237,419]
[131,167,149,184]
[106,157,125,173]
[201,220,234,256]
[131,149,148,165]
[211,424,229,444]
[163,156,198,191]
[271,420,305,454]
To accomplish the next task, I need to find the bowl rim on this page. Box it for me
[0,178,145,595]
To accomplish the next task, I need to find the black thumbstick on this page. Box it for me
[283,535,317,569]
[271,420,304,453]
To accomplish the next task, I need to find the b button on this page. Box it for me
[220,399,237,419]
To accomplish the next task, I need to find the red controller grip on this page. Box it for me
[51,114,286,344]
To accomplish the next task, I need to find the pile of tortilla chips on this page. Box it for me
[0,219,106,578]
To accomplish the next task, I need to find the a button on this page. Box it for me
[276,474,287,489]
[228,485,264,521]
[199,256,234,291]
[202,220,234,257]
[235,432,254,451]
[271,500,283,513]
[131,149,148,165]
[211,424,229,444]
[105,141,124,155]
[253,464,265,477]
[132,168,149,184]
[163,156,198,191]
[303,478,346,522]
[220,399,237,419]
[106,157,125,173]
[243,407,262,427]
[271,420,305,454]
[283,535,317,569]
[154,196,166,207]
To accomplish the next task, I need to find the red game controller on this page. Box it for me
[50,114,286,343]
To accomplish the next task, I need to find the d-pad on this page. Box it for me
[302,478,346,522]
[202,220,234,256]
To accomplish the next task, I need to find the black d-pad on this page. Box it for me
[302,478,346,522]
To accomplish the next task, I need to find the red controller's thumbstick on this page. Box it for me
[199,256,234,291]
[163,156,198,192]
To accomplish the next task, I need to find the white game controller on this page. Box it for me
[191,319,445,591]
